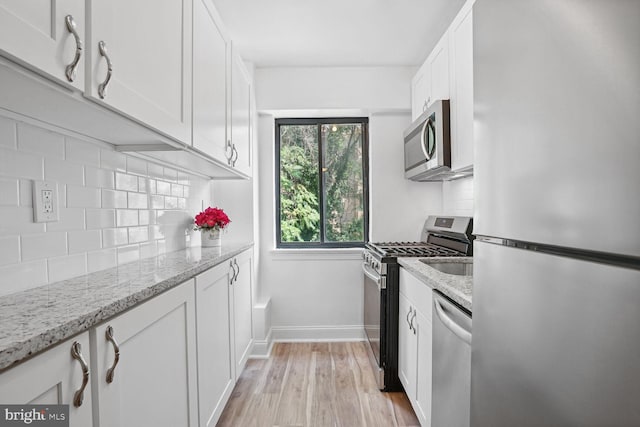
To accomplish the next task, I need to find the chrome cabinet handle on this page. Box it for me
[225,140,234,165]
[231,144,238,167]
[422,100,428,112]
[64,15,82,82]
[434,299,472,345]
[229,260,236,285]
[233,259,239,282]
[406,306,413,329]
[97,41,113,99]
[70,341,89,407]
[409,310,417,335]
[105,326,120,383]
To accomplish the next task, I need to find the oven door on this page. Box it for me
[363,262,386,389]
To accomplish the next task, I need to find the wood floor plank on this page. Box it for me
[217,342,421,427]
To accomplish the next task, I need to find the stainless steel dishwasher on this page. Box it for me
[432,290,472,427]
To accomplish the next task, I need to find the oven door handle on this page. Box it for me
[362,264,386,290]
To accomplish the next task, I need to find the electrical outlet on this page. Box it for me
[33,180,59,223]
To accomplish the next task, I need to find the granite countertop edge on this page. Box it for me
[0,243,253,372]
[398,257,473,313]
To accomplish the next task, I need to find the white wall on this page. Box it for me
[443,176,474,217]
[254,66,443,346]
[0,114,213,297]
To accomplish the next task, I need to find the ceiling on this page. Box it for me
[211,0,466,68]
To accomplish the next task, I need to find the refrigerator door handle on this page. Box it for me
[434,298,472,345]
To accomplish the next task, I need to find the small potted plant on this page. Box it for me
[194,207,230,247]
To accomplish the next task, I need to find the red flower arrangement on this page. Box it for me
[194,207,230,232]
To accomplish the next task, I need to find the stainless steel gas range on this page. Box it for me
[363,216,473,391]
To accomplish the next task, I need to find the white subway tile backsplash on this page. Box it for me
[0,236,20,266]
[128,226,149,244]
[18,180,31,206]
[163,167,178,182]
[127,157,147,176]
[0,206,46,236]
[45,157,84,185]
[115,173,138,192]
[0,178,19,206]
[128,192,148,209]
[0,260,47,296]
[65,137,100,167]
[165,196,178,209]
[0,116,211,293]
[48,253,87,283]
[86,208,115,229]
[46,208,85,232]
[87,248,117,273]
[67,185,101,208]
[21,232,67,261]
[68,230,101,254]
[150,195,164,209]
[101,189,128,209]
[156,180,171,196]
[0,116,16,149]
[100,149,126,172]
[116,210,138,227]
[117,244,140,265]
[0,147,43,180]
[85,166,115,189]
[102,228,128,248]
[17,123,64,159]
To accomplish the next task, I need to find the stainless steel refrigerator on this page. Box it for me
[471,1,640,426]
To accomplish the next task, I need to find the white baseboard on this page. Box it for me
[250,325,365,359]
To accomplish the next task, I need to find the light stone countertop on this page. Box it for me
[398,257,473,313]
[0,243,253,372]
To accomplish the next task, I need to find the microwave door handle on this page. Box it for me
[420,118,433,161]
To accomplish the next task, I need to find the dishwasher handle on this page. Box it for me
[434,298,472,345]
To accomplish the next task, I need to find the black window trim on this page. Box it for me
[275,117,370,249]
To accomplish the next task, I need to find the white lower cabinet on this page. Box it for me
[399,267,433,427]
[91,280,199,427]
[230,249,253,378]
[0,332,93,427]
[195,262,235,427]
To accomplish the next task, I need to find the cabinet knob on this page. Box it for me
[105,325,120,383]
[70,341,89,407]
[97,41,113,99]
[64,15,83,82]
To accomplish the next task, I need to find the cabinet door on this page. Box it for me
[0,0,85,89]
[195,263,234,427]
[231,250,253,379]
[430,34,450,104]
[0,333,93,427]
[397,292,416,399]
[92,280,198,427]
[450,3,474,171]
[414,308,433,427]
[192,0,228,164]
[411,61,431,121]
[230,49,252,177]
[87,0,192,144]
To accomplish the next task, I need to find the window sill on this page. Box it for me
[269,247,364,261]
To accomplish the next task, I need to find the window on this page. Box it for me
[275,118,369,248]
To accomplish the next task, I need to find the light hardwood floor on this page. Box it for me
[217,342,420,427]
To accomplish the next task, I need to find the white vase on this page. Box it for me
[201,228,221,247]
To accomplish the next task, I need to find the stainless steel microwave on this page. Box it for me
[403,99,452,181]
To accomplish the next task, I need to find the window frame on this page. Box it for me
[275,117,370,249]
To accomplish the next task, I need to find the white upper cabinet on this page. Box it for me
[192,0,229,164]
[0,0,85,90]
[86,0,192,144]
[229,48,252,177]
[411,33,449,121]
[449,1,475,172]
